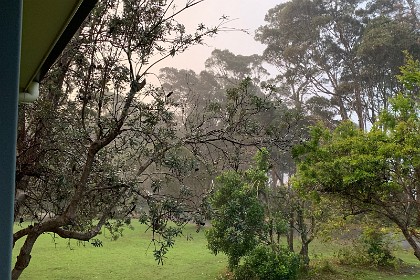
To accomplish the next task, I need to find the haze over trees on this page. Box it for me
[12,0,420,279]
[256,0,420,130]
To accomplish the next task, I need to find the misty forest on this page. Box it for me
[11,0,420,279]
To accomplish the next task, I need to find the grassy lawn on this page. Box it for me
[303,238,420,280]
[13,223,227,280]
[12,222,420,279]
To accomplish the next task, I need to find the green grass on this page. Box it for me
[13,223,227,280]
[304,238,420,280]
[304,258,420,280]
[12,223,420,280]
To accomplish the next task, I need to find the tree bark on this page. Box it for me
[353,83,365,130]
[400,227,420,261]
[287,211,294,252]
[296,203,315,268]
[383,204,420,261]
[337,96,349,122]
[296,207,310,267]
[415,167,420,227]
[299,241,310,268]
[12,232,40,280]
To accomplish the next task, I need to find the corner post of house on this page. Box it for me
[0,1,23,279]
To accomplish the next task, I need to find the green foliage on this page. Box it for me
[362,227,396,267]
[253,148,270,172]
[310,259,336,275]
[273,216,289,236]
[234,245,300,280]
[337,227,398,268]
[397,51,420,92]
[293,90,420,202]
[206,150,270,269]
[292,54,420,259]
[206,170,265,269]
[90,238,103,247]
[293,120,386,197]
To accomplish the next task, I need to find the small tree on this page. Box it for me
[206,150,269,269]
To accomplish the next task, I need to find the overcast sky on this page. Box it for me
[158,0,284,73]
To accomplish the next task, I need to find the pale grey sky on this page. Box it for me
[159,0,284,72]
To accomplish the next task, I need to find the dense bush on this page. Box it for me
[206,150,269,269]
[362,227,396,266]
[205,170,266,268]
[337,227,398,268]
[234,245,300,280]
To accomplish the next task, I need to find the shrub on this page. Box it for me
[337,227,398,268]
[216,269,235,280]
[362,227,396,266]
[234,245,300,280]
